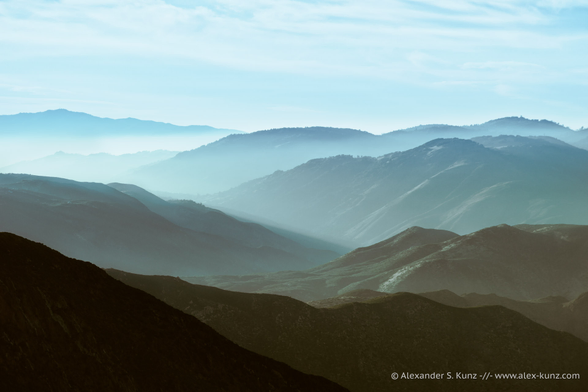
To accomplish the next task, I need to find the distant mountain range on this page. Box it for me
[123,117,587,195]
[3,112,585,194]
[124,126,384,195]
[109,269,588,392]
[398,117,586,143]
[0,109,240,137]
[202,136,588,245]
[188,224,588,302]
[0,233,346,392]
[0,109,241,167]
[0,174,338,276]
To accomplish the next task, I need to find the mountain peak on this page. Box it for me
[476,116,570,131]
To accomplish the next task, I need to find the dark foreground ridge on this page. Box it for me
[0,232,347,392]
[109,270,588,392]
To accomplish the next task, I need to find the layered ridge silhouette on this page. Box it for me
[109,269,588,392]
[0,174,336,276]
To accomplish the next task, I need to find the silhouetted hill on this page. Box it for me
[126,126,385,194]
[422,290,588,343]
[0,174,328,276]
[387,117,581,143]
[310,288,588,343]
[186,224,588,302]
[0,233,346,392]
[0,109,239,136]
[108,269,588,392]
[204,136,588,245]
[469,117,578,139]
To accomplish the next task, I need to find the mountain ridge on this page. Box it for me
[310,288,588,343]
[126,117,588,195]
[0,232,347,392]
[0,173,335,276]
[0,109,240,136]
[109,268,588,392]
[202,136,588,245]
[186,224,588,302]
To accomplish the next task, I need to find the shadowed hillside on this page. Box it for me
[0,233,347,392]
[0,174,331,276]
[108,269,588,392]
[310,289,588,342]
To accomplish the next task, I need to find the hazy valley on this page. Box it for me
[2,110,588,391]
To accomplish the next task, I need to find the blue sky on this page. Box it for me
[1,0,587,133]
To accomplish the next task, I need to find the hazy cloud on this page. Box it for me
[0,0,586,131]
[1,0,585,72]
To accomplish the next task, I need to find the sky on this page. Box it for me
[0,0,587,134]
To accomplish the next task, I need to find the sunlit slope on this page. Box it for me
[187,224,588,302]
[205,136,588,246]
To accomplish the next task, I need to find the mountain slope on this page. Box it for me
[204,136,588,246]
[186,224,588,302]
[126,126,385,195]
[108,182,339,264]
[0,173,324,276]
[0,233,346,392]
[122,117,586,195]
[421,290,588,342]
[310,288,588,343]
[108,269,588,392]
